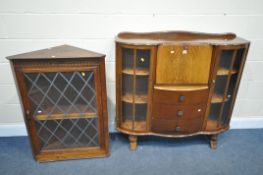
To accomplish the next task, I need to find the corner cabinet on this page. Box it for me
[115,31,250,150]
[7,45,109,162]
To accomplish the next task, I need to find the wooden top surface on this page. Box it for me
[6,44,105,60]
[115,31,249,45]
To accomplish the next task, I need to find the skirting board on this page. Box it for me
[0,117,263,137]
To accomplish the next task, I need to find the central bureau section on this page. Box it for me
[152,44,212,134]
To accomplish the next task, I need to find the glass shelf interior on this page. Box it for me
[24,71,100,150]
[207,48,245,130]
[121,48,150,131]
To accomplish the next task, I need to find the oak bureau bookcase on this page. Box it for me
[7,45,109,162]
[115,31,250,150]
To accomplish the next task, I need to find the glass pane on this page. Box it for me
[134,104,147,131]
[136,76,149,96]
[207,103,222,130]
[136,49,150,70]
[218,50,234,70]
[233,48,245,72]
[213,76,228,97]
[221,48,245,125]
[221,72,239,125]
[122,48,134,69]
[24,71,99,150]
[35,118,99,150]
[122,74,133,96]
[120,48,150,131]
[134,49,150,131]
[121,102,133,130]
[24,71,97,119]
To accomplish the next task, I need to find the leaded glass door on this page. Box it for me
[20,66,102,152]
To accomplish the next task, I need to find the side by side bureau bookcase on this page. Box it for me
[115,31,250,150]
[7,45,109,162]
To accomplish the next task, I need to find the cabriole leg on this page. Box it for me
[209,134,218,149]
[129,135,138,151]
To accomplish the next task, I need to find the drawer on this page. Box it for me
[152,103,206,120]
[151,118,202,134]
[153,88,209,105]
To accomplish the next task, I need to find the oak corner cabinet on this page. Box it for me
[115,31,250,150]
[7,45,109,162]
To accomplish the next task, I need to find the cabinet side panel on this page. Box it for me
[12,61,41,157]
[98,57,109,154]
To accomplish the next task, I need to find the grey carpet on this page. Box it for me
[0,129,262,175]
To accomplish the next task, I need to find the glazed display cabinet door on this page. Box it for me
[16,66,106,158]
[117,46,154,132]
[207,46,248,130]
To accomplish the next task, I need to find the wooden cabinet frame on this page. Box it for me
[115,31,250,150]
[7,45,109,162]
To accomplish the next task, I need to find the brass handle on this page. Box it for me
[175,126,181,132]
[177,110,184,117]
[179,95,185,102]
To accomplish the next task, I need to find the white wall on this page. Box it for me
[0,0,263,134]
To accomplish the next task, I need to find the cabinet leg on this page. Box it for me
[129,135,138,151]
[209,134,218,149]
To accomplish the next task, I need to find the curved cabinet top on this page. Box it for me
[115,31,249,46]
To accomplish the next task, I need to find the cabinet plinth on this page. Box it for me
[116,31,249,150]
[7,45,109,162]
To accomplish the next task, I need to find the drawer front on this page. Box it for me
[152,103,206,120]
[151,118,202,134]
[153,88,209,105]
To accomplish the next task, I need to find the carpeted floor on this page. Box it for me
[0,129,262,175]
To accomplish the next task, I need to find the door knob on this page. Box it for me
[177,110,184,117]
[179,95,185,102]
[175,126,181,132]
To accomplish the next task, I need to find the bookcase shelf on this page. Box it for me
[122,94,148,104]
[217,68,238,76]
[122,68,149,76]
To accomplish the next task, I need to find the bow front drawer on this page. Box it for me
[152,103,206,120]
[153,86,209,105]
[151,118,203,134]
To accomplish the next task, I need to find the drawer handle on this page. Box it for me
[179,95,185,102]
[175,126,181,132]
[177,110,184,117]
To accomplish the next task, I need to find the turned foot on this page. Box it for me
[209,134,218,149]
[129,135,138,151]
